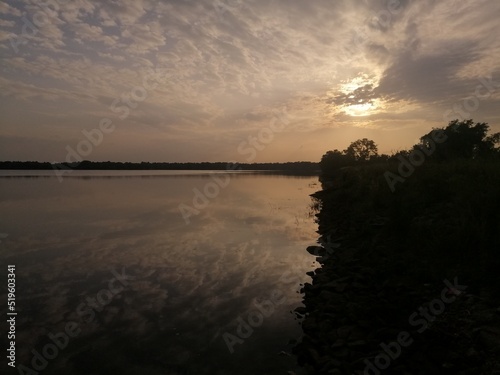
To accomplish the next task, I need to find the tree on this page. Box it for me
[419,119,498,160]
[320,149,349,172]
[344,138,378,162]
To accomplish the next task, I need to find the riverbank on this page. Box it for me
[293,160,500,374]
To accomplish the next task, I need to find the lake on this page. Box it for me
[0,171,320,374]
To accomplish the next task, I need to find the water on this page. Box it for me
[0,171,319,374]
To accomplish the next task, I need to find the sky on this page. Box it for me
[1,0,499,163]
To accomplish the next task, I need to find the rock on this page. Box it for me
[332,348,350,358]
[307,246,326,256]
[307,347,321,363]
[302,318,318,333]
[318,320,334,334]
[295,306,307,316]
[318,290,346,305]
[466,347,479,359]
[348,340,367,348]
[478,327,500,352]
[327,369,342,375]
[334,283,348,292]
[331,339,345,348]
[337,325,355,339]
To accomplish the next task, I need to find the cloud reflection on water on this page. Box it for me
[0,172,319,374]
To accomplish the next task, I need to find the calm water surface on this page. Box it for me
[0,171,320,374]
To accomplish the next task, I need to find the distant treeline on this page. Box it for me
[0,160,319,172]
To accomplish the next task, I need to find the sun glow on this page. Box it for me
[336,74,383,117]
[344,102,375,116]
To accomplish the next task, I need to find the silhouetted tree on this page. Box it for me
[320,150,349,172]
[344,138,378,162]
[420,119,499,160]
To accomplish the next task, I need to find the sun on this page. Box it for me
[344,102,375,116]
[336,74,383,117]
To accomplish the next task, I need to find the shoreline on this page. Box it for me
[293,162,500,374]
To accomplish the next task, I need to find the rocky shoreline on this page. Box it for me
[292,164,500,375]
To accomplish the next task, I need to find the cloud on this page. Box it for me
[0,19,15,27]
[0,0,499,161]
[328,84,377,106]
[0,1,21,17]
[375,42,482,104]
[72,22,118,46]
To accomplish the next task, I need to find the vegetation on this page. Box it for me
[294,119,500,374]
[344,138,379,162]
[417,119,500,160]
[319,119,500,175]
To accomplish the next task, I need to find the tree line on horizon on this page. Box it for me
[320,119,500,174]
[0,160,320,172]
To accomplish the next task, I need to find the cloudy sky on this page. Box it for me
[1,0,499,163]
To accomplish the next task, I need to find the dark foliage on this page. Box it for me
[320,119,500,175]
